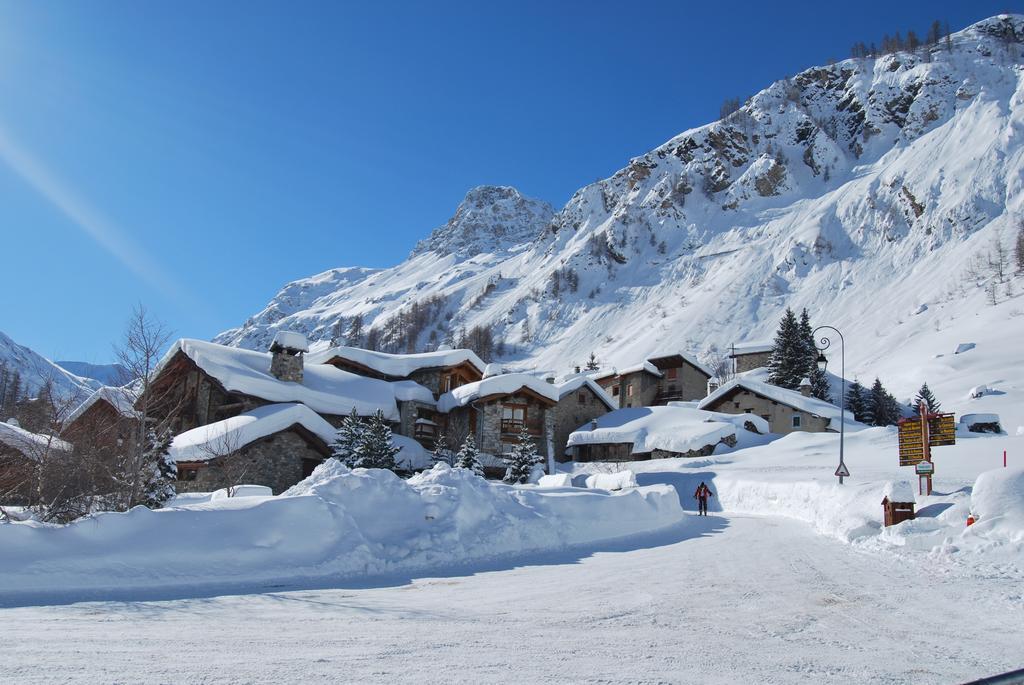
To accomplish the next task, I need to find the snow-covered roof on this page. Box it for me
[646,351,715,378]
[65,386,140,426]
[882,480,916,504]
[168,402,429,471]
[566,406,739,456]
[554,377,617,411]
[730,341,773,356]
[698,378,847,430]
[169,403,337,463]
[270,331,309,353]
[390,380,436,405]
[306,345,485,378]
[0,421,71,458]
[594,360,664,381]
[155,339,400,420]
[436,373,560,412]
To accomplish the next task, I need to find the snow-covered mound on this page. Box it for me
[0,462,683,602]
[969,466,1024,546]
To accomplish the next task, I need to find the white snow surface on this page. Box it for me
[567,406,766,455]
[584,470,638,491]
[436,372,559,412]
[0,421,71,457]
[269,330,309,352]
[64,385,139,425]
[156,339,401,420]
[306,345,485,377]
[0,330,99,403]
[0,461,682,600]
[168,403,338,462]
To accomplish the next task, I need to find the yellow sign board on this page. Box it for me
[928,414,956,447]
[898,413,956,466]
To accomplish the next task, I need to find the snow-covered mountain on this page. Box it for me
[216,15,1024,411]
[0,331,100,402]
[54,361,128,387]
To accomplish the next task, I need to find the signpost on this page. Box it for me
[835,462,850,483]
[897,403,955,495]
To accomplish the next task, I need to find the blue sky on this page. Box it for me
[0,0,1015,364]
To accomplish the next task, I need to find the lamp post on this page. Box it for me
[813,325,848,484]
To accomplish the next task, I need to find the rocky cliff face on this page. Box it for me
[216,15,1024,393]
[411,186,555,259]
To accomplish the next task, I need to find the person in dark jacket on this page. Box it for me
[694,482,713,516]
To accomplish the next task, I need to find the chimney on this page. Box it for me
[269,331,309,383]
[590,419,598,431]
[706,379,720,396]
[798,377,812,397]
[544,373,556,384]
[574,366,581,374]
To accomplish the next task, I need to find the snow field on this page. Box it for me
[0,461,684,604]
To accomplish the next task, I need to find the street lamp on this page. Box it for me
[813,325,849,484]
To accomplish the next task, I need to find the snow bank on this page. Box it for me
[0,462,684,601]
[537,473,573,488]
[969,467,1024,545]
[584,471,638,491]
[210,485,273,500]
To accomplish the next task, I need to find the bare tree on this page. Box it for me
[988,231,1009,285]
[197,428,249,497]
[1016,220,1024,274]
[113,304,173,508]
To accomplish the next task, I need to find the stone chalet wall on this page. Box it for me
[606,371,661,409]
[176,429,326,495]
[734,351,772,374]
[408,369,443,397]
[550,385,613,463]
[704,389,831,434]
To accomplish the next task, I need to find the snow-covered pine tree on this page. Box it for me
[331,407,364,467]
[454,434,484,476]
[767,308,805,389]
[585,352,600,371]
[141,428,176,508]
[503,425,542,484]
[354,409,401,470]
[431,434,455,467]
[913,382,941,413]
[796,309,831,402]
[845,380,867,423]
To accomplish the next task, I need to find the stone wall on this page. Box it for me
[607,372,660,408]
[175,429,326,495]
[703,389,831,434]
[550,385,613,463]
[269,350,303,383]
[734,351,772,374]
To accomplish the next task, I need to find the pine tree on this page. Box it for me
[353,409,400,470]
[914,382,941,413]
[347,314,364,346]
[431,435,454,467]
[767,308,805,389]
[503,425,542,484]
[585,352,600,371]
[141,429,176,508]
[331,407,365,467]
[867,378,899,426]
[1015,222,1024,274]
[809,366,831,403]
[845,380,867,423]
[454,435,484,476]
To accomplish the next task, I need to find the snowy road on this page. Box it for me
[1,513,1020,684]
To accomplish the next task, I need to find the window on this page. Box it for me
[666,367,677,380]
[501,405,526,433]
[761,414,770,422]
[578,392,586,405]
[792,415,802,428]
[178,466,199,482]
[627,384,634,397]
[744,408,752,414]
[612,386,620,397]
